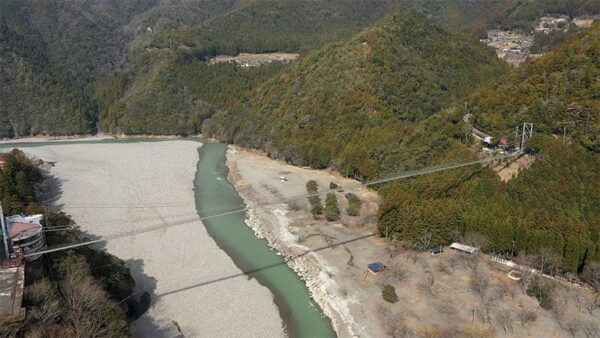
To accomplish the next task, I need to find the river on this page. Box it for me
[1,138,335,337]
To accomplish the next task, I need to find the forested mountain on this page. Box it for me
[378,24,600,273]
[95,52,285,135]
[2,0,597,138]
[204,12,508,179]
[470,23,600,152]
[93,0,412,135]
[0,0,245,137]
[0,0,156,137]
[204,20,600,274]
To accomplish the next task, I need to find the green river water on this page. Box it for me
[1,138,336,338]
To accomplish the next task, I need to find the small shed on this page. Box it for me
[431,246,444,255]
[367,262,386,274]
[472,128,494,144]
[450,242,478,254]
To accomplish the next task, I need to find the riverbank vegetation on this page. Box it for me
[324,193,340,222]
[345,193,362,217]
[306,180,323,218]
[0,150,135,336]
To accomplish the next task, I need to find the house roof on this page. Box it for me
[472,128,492,139]
[367,262,386,273]
[8,222,42,241]
[431,246,444,254]
[450,242,478,254]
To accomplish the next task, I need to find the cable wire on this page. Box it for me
[24,152,518,258]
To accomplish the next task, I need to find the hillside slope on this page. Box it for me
[0,0,234,138]
[1,0,597,139]
[204,12,508,179]
[470,23,600,152]
[0,0,153,137]
[378,24,600,273]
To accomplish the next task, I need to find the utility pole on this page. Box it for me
[520,123,534,151]
[585,109,590,133]
[0,202,9,259]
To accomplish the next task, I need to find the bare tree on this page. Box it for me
[495,307,514,334]
[287,199,303,212]
[377,305,412,337]
[385,240,402,259]
[470,264,489,298]
[437,298,457,318]
[517,308,537,328]
[537,247,561,275]
[494,280,515,300]
[564,319,581,338]
[582,262,600,304]
[24,279,63,326]
[417,273,436,296]
[513,253,535,294]
[552,298,567,330]
[554,285,569,307]
[518,267,533,294]
[582,321,600,338]
[415,232,432,251]
[447,254,462,271]
[390,262,408,283]
[461,232,487,249]
[573,291,597,315]
[476,296,495,327]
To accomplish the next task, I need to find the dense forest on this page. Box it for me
[378,135,600,273]
[2,0,597,138]
[378,24,600,274]
[0,150,136,336]
[95,51,286,135]
[204,12,509,179]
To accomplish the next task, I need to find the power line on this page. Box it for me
[364,153,518,186]
[24,153,518,258]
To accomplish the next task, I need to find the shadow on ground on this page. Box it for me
[155,232,377,299]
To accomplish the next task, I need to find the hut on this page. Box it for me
[367,262,386,274]
[431,246,444,255]
[450,242,478,255]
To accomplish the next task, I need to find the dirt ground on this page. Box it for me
[494,155,535,182]
[227,146,599,338]
[210,52,299,65]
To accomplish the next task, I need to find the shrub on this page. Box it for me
[345,193,362,216]
[526,277,554,309]
[382,284,398,303]
[309,196,323,216]
[306,180,319,194]
[329,182,338,189]
[306,181,322,217]
[324,193,340,221]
